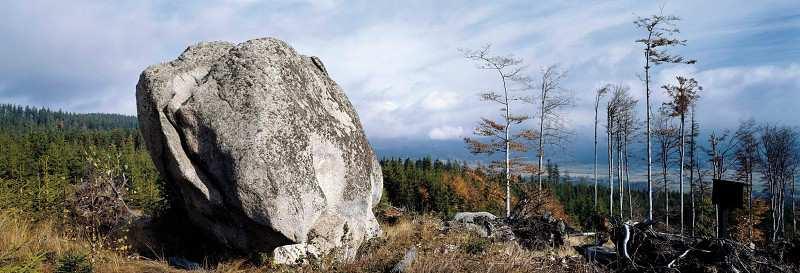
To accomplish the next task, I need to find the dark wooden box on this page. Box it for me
[712,179,748,209]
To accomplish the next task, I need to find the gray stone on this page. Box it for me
[452,212,497,224]
[136,37,383,262]
[390,246,417,273]
[272,243,320,265]
[448,212,514,241]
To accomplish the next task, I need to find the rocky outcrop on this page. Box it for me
[135,37,383,262]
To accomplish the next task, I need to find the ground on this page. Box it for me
[0,211,601,273]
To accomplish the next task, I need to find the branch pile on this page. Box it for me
[506,212,569,250]
[507,196,573,250]
[607,221,799,273]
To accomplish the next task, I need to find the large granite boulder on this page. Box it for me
[135,37,383,262]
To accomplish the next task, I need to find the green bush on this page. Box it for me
[55,253,92,273]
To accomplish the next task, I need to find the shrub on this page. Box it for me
[55,253,93,273]
[68,148,132,252]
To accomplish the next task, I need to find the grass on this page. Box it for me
[0,211,600,273]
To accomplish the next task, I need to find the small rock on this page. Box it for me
[449,212,495,237]
[390,247,417,273]
[452,212,497,223]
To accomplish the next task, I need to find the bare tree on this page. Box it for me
[794,174,797,236]
[758,125,799,242]
[462,45,534,217]
[695,165,715,236]
[635,12,696,221]
[662,76,702,235]
[687,105,700,235]
[607,92,618,215]
[706,131,738,180]
[531,65,573,191]
[705,130,738,236]
[608,85,637,219]
[594,85,610,209]
[654,107,678,228]
[618,91,639,220]
[734,119,758,242]
[603,84,636,218]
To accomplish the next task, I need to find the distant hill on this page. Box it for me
[0,104,137,132]
[370,138,505,163]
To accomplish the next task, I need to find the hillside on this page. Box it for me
[1,104,797,273]
[0,104,595,272]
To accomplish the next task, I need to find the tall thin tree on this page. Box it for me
[688,106,700,235]
[605,84,634,217]
[462,45,533,217]
[706,130,737,236]
[758,125,799,242]
[607,94,617,215]
[593,85,610,209]
[635,12,696,221]
[618,91,639,220]
[609,85,637,219]
[532,65,573,191]
[654,107,678,228]
[735,119,758,241]
[662,76,702,235]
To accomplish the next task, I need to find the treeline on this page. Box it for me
[0,104,137,133]
[380,158,508,216]
[381,157,630,229]
[0,105,163,223]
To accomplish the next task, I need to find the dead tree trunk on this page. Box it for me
[593,87,608,210]
[608,111,615,215]
[663,151,670,228]
[619,131,625,219]
[689,107,697,236]
[679,113,686,236]
[625,139,633,220]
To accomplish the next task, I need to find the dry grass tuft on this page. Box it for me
[0,210,180,273]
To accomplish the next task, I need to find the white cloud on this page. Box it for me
[421,91,461,110]
[692,64,800,128]
[428,126,465,140]
[0,0,798,152]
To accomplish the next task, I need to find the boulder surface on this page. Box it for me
[136,37,383,261]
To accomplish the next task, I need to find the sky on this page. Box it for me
[1,0,799,174]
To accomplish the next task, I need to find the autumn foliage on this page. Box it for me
[381,158,510,216]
